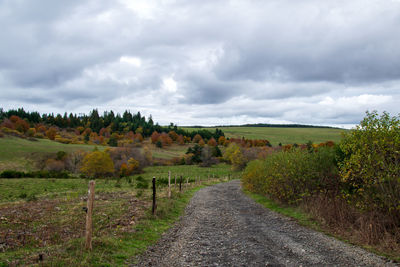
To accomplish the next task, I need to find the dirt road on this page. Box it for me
[133,180,396,266]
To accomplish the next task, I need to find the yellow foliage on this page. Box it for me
[81,151,114,178]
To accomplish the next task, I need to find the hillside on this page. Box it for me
[181,126,345,145]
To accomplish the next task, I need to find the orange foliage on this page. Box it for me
[199,139,205,147]
[207,137,217,147]
[193,134,203,143]
[151,131,160,144]
[168,131,179,141]
[218,136,226,145]
[177,134,185,145]
[46,127,58,140]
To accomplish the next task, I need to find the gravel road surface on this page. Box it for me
[132,180,396,267]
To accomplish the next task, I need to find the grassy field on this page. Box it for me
[149,143,190,160]
[0,136,105,171]
[0,164,237,203]
[182,126,346,145]
[0,164,238,266]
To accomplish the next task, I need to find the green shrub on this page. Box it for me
[242,147,338,204]
[340,111,400,217]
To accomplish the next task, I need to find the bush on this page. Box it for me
[340,111,400,218]
[242,147,338,204]
[81,151,115,178]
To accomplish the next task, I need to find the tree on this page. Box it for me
[177,134,185,145]
[81,151,114,178]
[193,134,203,143]
[207,137,217,147]
[218,136,226,146]
[224,143,247,170]
[46,127,58,140]
[151,131,160,144]
[168,130,178,141]
[198,139,205,147]
[108,133,118,147]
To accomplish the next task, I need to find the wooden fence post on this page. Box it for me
[168,171,171,198]
[174,175,177,188]
[152,177,156,215]
[85,180,95,250]
[179,175,182,192]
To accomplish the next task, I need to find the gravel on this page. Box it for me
[132,180,397,267]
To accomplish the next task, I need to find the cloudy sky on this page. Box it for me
[1,0,400,128]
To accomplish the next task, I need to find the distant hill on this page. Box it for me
[183,123,342,129]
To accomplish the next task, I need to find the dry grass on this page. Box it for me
[302,194,400,260]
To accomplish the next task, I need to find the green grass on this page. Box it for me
[47,185,212,266]
[138,163,238,181]
[243,190,318,228]
[151,144,190,159]
[0,164,237,203]
[0,164,235,266]
[182,127,346,145]
[0,136,104,171]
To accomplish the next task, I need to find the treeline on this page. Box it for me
[0,107,224,140]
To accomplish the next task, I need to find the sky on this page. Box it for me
[1,0,400,128]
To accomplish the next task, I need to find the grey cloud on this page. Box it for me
[0,0,400,127]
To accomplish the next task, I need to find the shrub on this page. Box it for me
[80,151,115,178]
[45,159,65,172]
[224,143,247,170]
[340,111,400,218]
[242,147,338,204]
[46,127,58,140]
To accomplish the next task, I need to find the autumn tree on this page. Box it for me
[177,134,185,145]
[14,118,30,133]
[224,143,247,170]
[159,132,173,146]
[81,151,114,178]
[66,150,86,173]
[207,137,217,147]
[198,139,205,147]
[46,127,58,140]
[151,131,160,144]
[193,134,203,143]
[168,130,179,141]
[218,136,226,146]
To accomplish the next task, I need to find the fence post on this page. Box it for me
[85,180,95,250]
[174,174,177,188]
[179,175,182,192]
[168,171,171,198]
[152,177,156,215]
